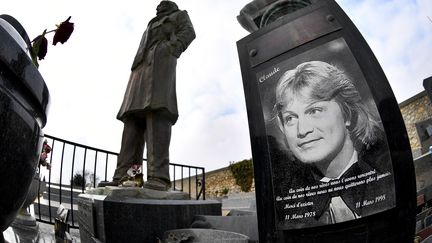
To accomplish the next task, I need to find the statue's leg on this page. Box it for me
[145,111,172,190]
[113,116,146,182]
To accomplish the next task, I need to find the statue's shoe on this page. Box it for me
[143,178,171,191]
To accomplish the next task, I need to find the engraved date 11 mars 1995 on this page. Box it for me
[355,194,386,208]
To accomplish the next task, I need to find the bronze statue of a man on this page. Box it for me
[99,0,195,190]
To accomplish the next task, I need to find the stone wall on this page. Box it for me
[174,166,255,199]
[172,166,255,199]
[204,166,255,199]
[399,91,432,157]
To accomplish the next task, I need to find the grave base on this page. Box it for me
[77,192,222,243]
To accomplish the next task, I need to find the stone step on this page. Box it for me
[225,192,256,199]
[42,191,80,204]
[43,184,84,198]
[222,197,256,210]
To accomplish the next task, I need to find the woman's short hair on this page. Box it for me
[274,61,382,148]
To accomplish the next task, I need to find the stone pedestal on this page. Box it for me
[77,189,222,243]
[2,223,40,243]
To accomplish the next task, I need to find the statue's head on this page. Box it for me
[157,0,179,16]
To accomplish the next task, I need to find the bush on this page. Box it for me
[70,170,100,188]
[71,173,86,187]
[221,188,229,196]
[229,159,254,192]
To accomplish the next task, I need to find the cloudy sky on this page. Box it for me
[3,0,432,175]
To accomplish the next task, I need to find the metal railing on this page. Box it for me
[34,134,205,228]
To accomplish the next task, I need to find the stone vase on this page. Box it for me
[163,229,249,243]
[11,174,41,227]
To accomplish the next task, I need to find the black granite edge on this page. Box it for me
[78,193,107,201]
[237,1,322,47]
[399,90,427,108]
[104,198,222,205]
[78,193,221,205]
[0,15,32,51]
[0,24,49,125]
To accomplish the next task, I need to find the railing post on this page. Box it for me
[105,153,109,182]
[37,164,42,221]
[195,168,198,200]
[82,148,87,193]
[173,165,176,191]
[202,168,206,200]
[70,145,76,227]
[93,152,98,188]
[189,168,191,199]
[59,143,66,205]
[181,166,184,192]
[47,139,55,223]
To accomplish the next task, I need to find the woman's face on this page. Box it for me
[279,88,352,165]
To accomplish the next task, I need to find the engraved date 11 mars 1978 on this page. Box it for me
[285,211,316,220]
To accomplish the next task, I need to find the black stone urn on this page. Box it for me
[0,15,50,233]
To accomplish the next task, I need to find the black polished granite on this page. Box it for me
[0,15,50,234]
[78,193,222,243]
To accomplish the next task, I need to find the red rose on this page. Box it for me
[53,16,74,45]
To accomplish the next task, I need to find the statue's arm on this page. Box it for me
[131,29,148,70]
[171,10,196,58]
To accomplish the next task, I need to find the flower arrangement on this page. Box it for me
[39,139,52,169]
[120,164,144,187]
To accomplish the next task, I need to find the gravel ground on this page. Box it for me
[3,221,81,243]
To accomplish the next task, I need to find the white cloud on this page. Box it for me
[339,0,432,101]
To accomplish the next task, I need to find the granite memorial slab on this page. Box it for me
[237,0,416,242]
